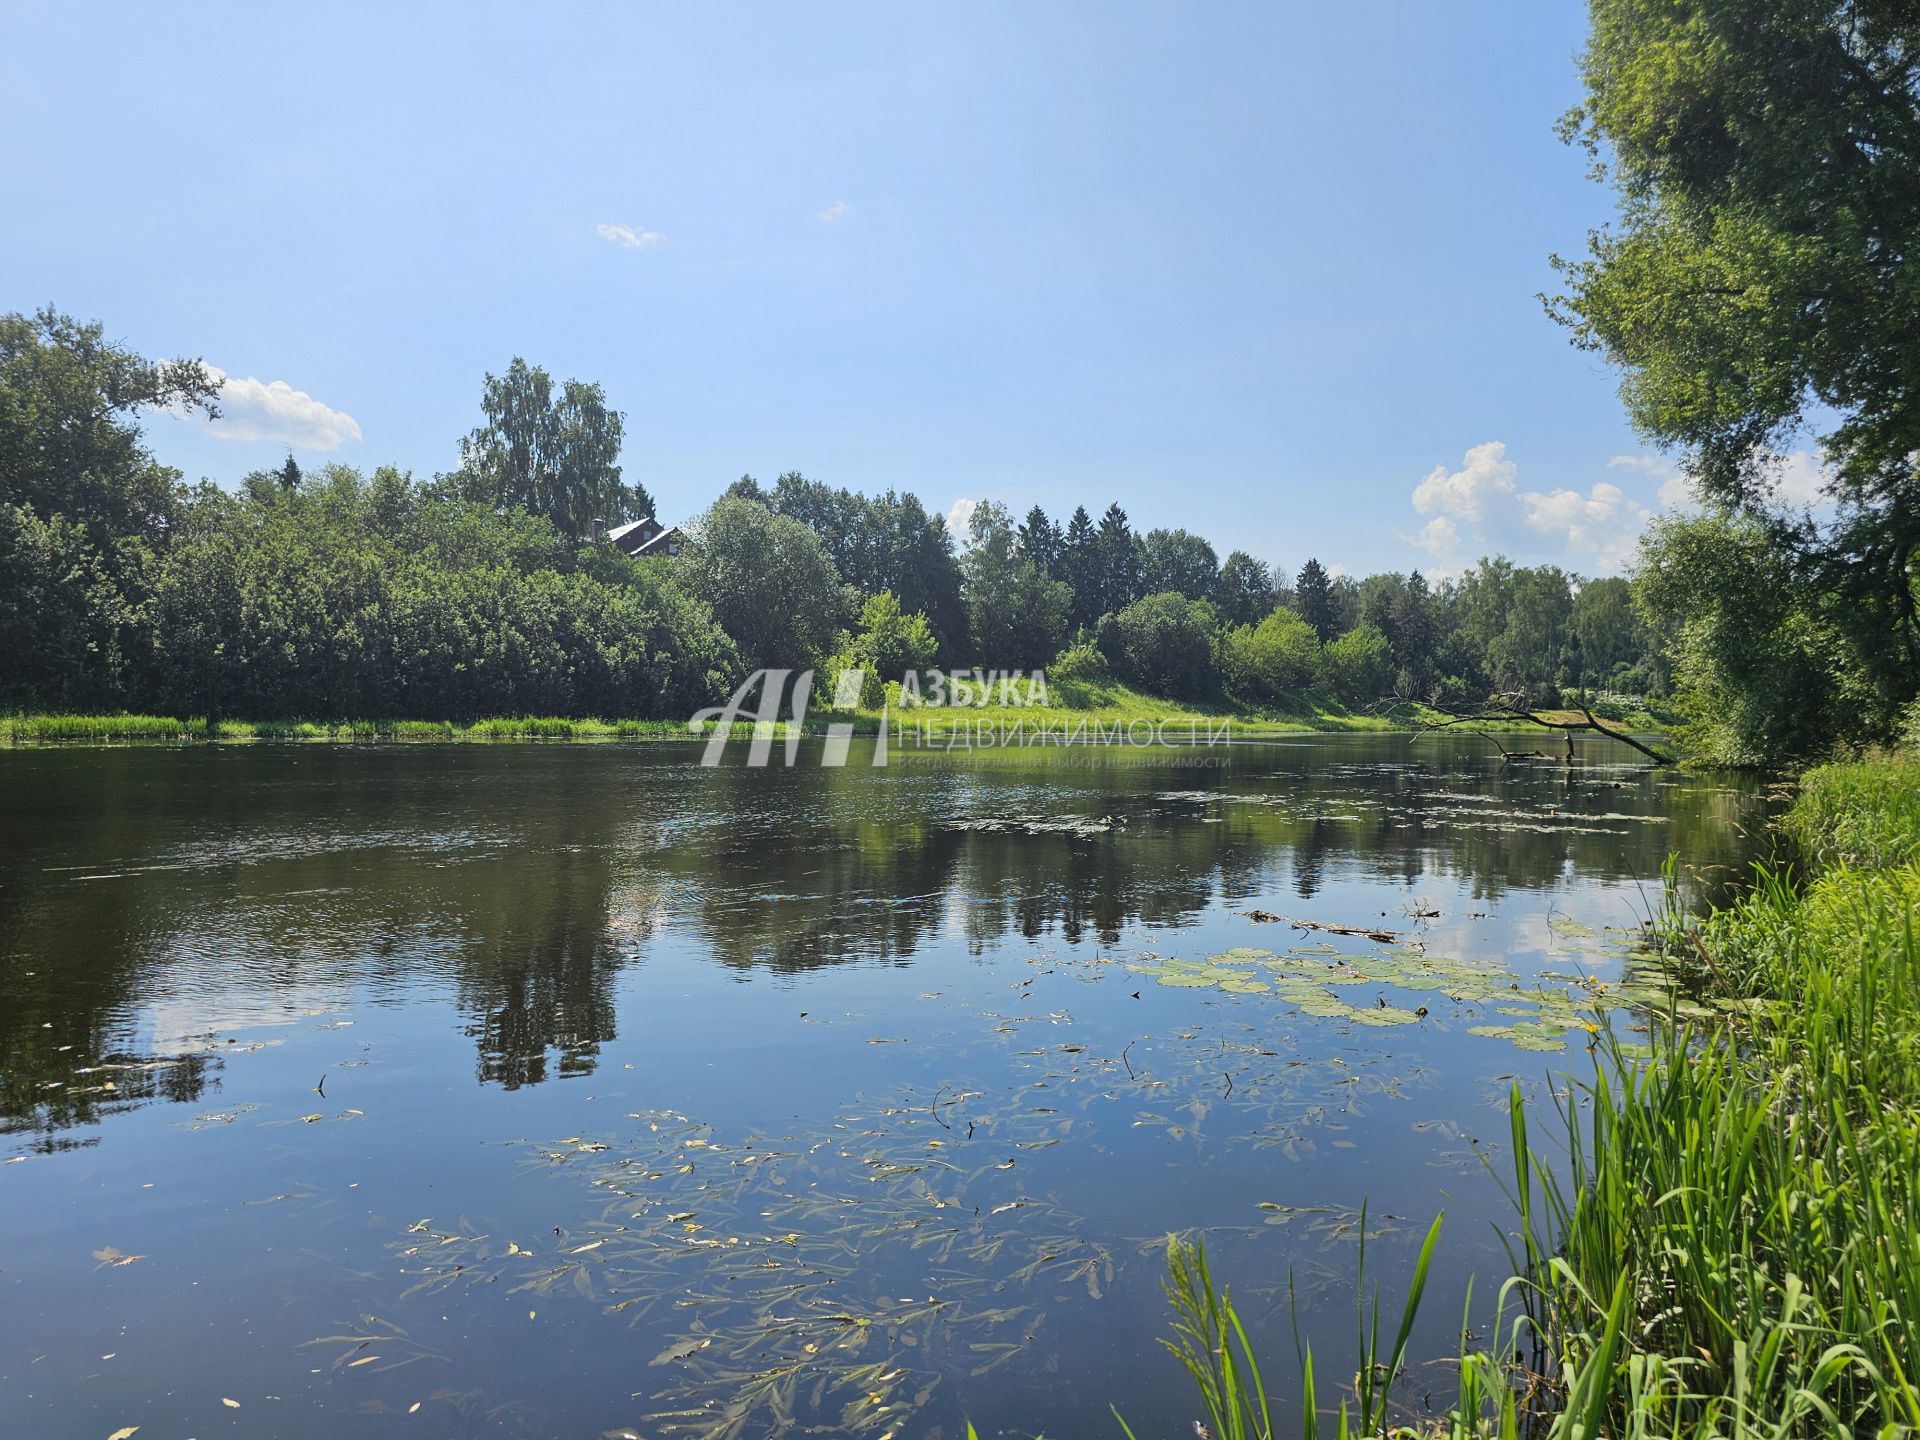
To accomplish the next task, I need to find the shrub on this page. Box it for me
[1219,606,1319,706]
[1319,622,1393,705]
[1095,592,1221,700]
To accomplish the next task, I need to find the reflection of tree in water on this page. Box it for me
[453,854,639,1090]
[0,749,665,1139]
[0,762,220,1150]
[0,740,1776,1148]
[0,1019,213,1155]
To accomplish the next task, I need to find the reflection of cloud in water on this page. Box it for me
[139,988,348,1054]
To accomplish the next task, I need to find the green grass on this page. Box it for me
[1,713,797,745]
[3,713,209,742]
[5,685,1673,749]
[1141,750,1920,1437]
[1782,750,1920,870]
[880,675,1418,739]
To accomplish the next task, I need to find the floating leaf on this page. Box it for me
[650,1337,712,1365]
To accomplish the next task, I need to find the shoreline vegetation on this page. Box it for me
[1155,749,1920,1437]
[2,693,1670,748]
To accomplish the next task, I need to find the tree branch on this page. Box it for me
[1419,693,1674,766]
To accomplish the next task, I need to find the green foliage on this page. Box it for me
[1551,0,1920,722]
[0,502,148,711]
[1569,573,1645,690]
[1062,504,1101,632]
[0,307,217,544]
[1096,591,1220,700]
[1,307,1688,732]
[1220,606,1321,707]
[1448,558,1573,702]
[1092,503,1141,620]
[1216,551,1277,628]
[1016,505,1063,577]
[457,357,644,539]
[676,494,846,671]
[963,501,1073,670]
[9,463,736,721]
[1635,511,1871,766]
[1138,528,1219,603]
[1046,641,1109,686]
[827,591,939,708]
[1318,622,1393,706]
[750,471,968,660]
[1782,753,1920,873]
[1294,558,1334,643]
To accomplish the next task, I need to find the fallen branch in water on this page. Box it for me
[1245,910,1405,944]
[1418,692,1674,766]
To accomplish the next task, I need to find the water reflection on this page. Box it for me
[0,736,1766,1150]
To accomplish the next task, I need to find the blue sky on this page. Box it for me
[1,1,1709,578]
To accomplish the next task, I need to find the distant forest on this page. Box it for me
[2,304,1891,766]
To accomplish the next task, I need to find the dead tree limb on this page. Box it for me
[1419,693,1674,766]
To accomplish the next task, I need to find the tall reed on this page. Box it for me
[1141,754,1920,1438]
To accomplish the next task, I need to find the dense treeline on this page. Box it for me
[737,469,1665,710]
[1,305,1673,727]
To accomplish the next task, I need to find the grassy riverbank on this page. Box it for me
[0,714,732,744]
[1162,749,1920,1436]
[3,684,1666,749]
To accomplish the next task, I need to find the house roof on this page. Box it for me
[632,525,679,555]
[605,518,652,546]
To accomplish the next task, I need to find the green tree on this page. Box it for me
[1096,591,1220,699]
[677,494,845,670]
[1138,528,1220,601]
[1571,575,1638,687]
[1094,504,1140,619]
[829,591,938,707]
[1320,621,1394,705]
[1062,505,1100,631]
[1636,512,1870,766]
[1017,505,1063,576]
[0,502,144,710]
[1295,558,1334,642]
[0,307,218,543]
[1389,571,1437,691]
[1551,0,1920,719]
[1220,606,1320,706]
[459,358,649,539]
[1215,551,1276,628]
[962,501,1073,670]
[752,473,966,660]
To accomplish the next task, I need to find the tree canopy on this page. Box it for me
[458,358,651,539]
[1551,0,1920,715]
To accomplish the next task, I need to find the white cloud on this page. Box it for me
[1412,440,1517,521]
[1404,442,1667,575]
[1769,450,1830,507]
[1610,447,1835,510]
[1521,481,1653,571]
[1403,515,1459,558]
[1609,453,1695,511]
[189,366,362,451]
[945,497,978,541]
[816,200,852,224]
[596,222,664,250]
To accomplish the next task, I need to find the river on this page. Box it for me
[0,734,1768,1439]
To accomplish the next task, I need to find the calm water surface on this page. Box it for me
[0,735,1769,1440]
